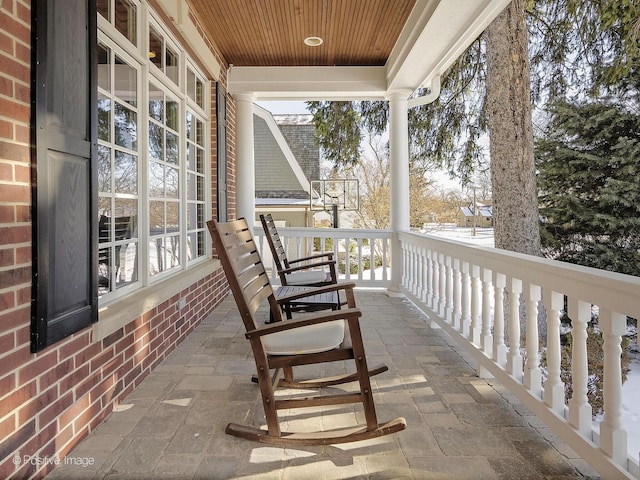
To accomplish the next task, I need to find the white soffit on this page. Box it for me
[387,0,512,91]
[228,0,510,100]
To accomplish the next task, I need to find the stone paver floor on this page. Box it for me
[46,291,600,480]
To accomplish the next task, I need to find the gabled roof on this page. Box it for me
[254,105,317,205]
[460,204,493,218]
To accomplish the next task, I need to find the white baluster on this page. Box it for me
[507,278,523,380]
[493,272,507,367]
[431,252,440,312]
[344,236,351,280]
[425,249,433,306]
[469,265,481,346]
[567,299,592,436]
[524,283,542,396]
[357,237,363,282]
[416,246,423,299]
[445,256,454,322]
[481,268,493,355]
[543,290,565,413]
[438,253,446,317]
[599,308,628,466]
[452,258,462,331]
[460,262,471,338]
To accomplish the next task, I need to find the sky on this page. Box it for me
[256,101,311,115]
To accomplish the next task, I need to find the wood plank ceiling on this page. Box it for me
[188,0,417,67]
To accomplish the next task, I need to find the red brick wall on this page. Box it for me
[0,1,230,478]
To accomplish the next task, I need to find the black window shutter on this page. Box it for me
[216,83,227,221]
[31,0,98,352]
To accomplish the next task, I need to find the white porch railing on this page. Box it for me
[254,225,640,479]
[254,226,392,287]
[399,230,640,480]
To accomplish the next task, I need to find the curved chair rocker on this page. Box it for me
[260,213,337,286]
[207,218,406,445]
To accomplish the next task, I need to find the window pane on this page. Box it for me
[186,144,195,170]
[196,175,204,201]
[166,202,179,233]
[114,151,137,194]
[166,132,178,164]
[149,200,164,235]
[187,173,196,201]
[116,242,138,289]
[187,203,196,229]
[114,102,137,149]
[148,161,164,197]
[98,97,111,142]
[114,0,137,46]
[195,119,203,146]
[148,122,163,160]
[165,166,179,198]
[97,0,110,21]
[186,111,193,140]
[196,149,204,173]
[149,27,162,69]
[114,198,137,231]
[197,204,204,228]
[97,145,111,193]
[187,69,195,101]
[149,83,163,121]
[166,46,178,85]
[114,55,137,107]
[196,79,204,108]
[166,100,178,130]
[98,201,112,241]
[98,43,111,91]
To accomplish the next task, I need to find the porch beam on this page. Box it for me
[228,66,388,101]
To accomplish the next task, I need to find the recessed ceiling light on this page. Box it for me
[304,36,323,47]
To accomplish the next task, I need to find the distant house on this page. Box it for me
[254,106,319,227]
[458,202,493,228]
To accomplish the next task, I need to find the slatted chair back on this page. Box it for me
[260,213,290,271]
[207,218,284,331]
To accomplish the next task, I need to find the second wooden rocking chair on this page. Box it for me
[260,213,337,286]
[207,218,406,445]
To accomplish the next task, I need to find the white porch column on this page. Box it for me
[235,93,256,229]
[388,90,411,294]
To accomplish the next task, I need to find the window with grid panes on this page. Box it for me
[97,41,140,297]
[97,2,210,303]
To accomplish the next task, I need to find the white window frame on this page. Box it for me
[98,1,212,306]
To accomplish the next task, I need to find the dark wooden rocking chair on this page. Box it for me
[260,213,337,286]
[207,218,406,445]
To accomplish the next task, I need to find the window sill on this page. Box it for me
[93,259,221,342]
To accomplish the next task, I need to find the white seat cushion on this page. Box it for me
[286,270,329,285]
[263,320,345,355]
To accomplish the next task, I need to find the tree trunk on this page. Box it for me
[485,0,541,256]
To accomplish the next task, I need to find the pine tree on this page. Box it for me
[536,101,640,276]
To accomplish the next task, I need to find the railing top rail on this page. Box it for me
[399,230,640,317]
[257,226,393,238]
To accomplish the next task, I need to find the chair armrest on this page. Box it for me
[288,252,334,264]
[246,307,362,339]
[276,282,355,304]
[280,259,336,274]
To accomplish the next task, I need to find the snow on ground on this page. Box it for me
[621,358,640,458]
[421,225,495,247]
